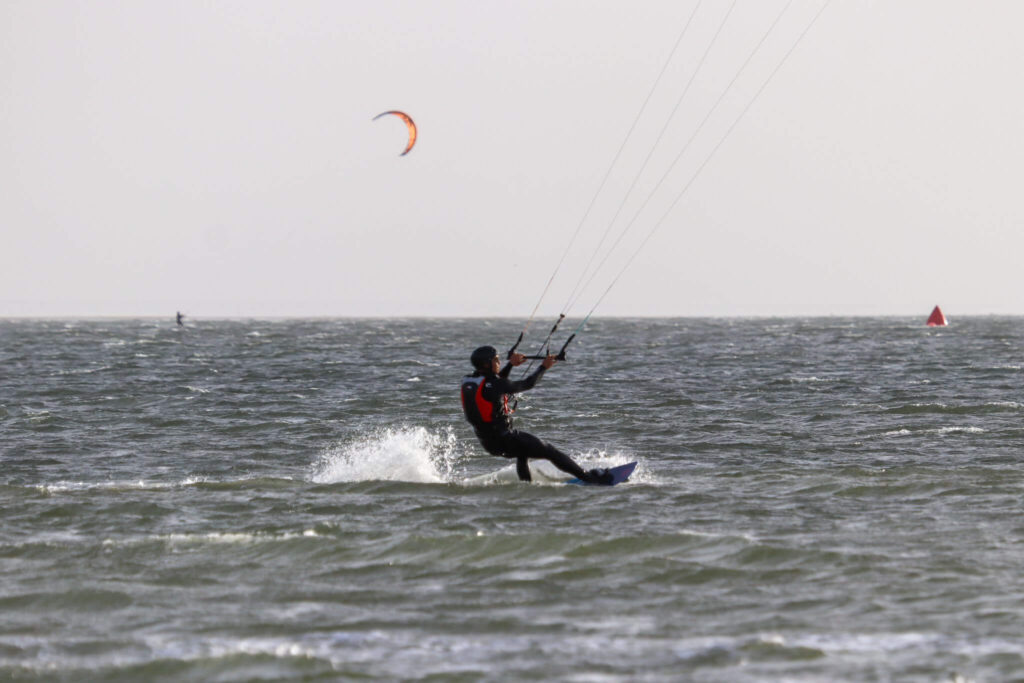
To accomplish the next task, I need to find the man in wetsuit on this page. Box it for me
[460,345,613,485]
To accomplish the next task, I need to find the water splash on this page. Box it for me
[310,426,462,484]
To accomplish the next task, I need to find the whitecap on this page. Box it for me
[795,631,942,654]
[935,426,985,435]
[55,365,110,376]
[36,477,216,494]
[101,529,323,549]
[986,401,1023,410]
[878,426,984,438]
[40,479,151,493]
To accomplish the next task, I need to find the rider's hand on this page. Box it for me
[541,354,557,369]
[509,352,527,367]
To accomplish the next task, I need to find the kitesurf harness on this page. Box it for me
[460,374,511,428]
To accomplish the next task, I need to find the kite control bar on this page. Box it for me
[508,314,569,360]
[517,333,576,362]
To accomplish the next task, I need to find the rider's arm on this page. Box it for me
[498,351,526,379]
[494,353,556,392]
[494,365,547,394]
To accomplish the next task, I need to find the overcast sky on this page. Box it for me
[3,1,1022,318]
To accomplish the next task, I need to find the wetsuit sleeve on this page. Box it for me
[492,365,547,394]
[498,363,514,379]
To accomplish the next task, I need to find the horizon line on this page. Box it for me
[0,312,1016,322]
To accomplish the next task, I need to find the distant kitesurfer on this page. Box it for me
[460,346,614,485]
[176,312,184,327]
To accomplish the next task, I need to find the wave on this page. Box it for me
[53,365,111,376]
[884,402,1022,415]
[6,629,1012,680]
[31,476,297,495]
[100,529,325,549]
[877,426,986,439]
[777,375,840,384]
[0,630,382,678]
[670,630,1022,669]
[380,358,441,367]
[0,588,133,612]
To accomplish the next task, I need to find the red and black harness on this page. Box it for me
[459,375,511,428]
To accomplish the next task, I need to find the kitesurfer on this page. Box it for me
[460,346,614,485]
[176,311,184,327]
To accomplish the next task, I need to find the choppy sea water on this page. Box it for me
[2,316,1023,681]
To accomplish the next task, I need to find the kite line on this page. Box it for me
[512,0,833,365]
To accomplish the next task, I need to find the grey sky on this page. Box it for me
[3,1,1021,318]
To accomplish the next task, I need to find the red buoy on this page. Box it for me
[926,305,947,327]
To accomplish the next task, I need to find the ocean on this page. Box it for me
[2,316,1023,681]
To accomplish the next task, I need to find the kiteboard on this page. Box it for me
[462,460,638,486]
[566,461,637,487]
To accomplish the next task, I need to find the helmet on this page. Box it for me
[470,345,498,371]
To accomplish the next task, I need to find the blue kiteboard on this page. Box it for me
[566,461,637,486]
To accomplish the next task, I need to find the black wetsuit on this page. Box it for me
[460,361,592,482]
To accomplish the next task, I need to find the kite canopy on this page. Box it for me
[373,110,417,156]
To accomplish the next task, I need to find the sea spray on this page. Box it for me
[311,426,463,484]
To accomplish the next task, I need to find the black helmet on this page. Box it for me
[470,345,498,371]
